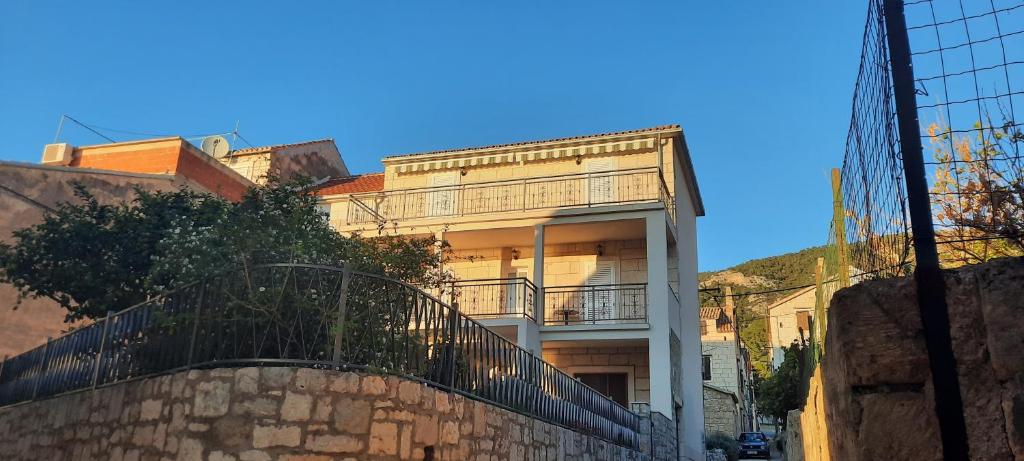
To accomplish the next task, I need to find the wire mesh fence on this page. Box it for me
[805,0,1023,455]
[0,263,642,450]
[813,0,1024,357]
[907,0,1024,266]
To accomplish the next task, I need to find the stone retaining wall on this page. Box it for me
[822,256,1024,460]
[0,367,650,461]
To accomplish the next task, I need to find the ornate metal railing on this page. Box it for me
[450,278,536,320]
[0,264,641,449]
[346,167,675,224]
[543,283,648,325]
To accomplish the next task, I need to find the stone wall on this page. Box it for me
[542,345,651,403]
[788,365,830,461]
[821,257,1024,460]
[0,367,650,461]
[702,385,738,437]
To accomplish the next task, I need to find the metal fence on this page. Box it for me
[810,1,1023,457]
[449,278,537,320]
[0,263,641,450]
[543,283,648,325]
[346,167,674,224]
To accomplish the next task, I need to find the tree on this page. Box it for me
[927,119,1024,266]
[756,341,806,429]
[0,177,449,322]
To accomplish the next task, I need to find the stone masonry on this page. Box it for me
[701,386,737,437]
[822,256,1024,460]
[0,367,651,461]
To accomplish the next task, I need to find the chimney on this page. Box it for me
[723,285,735,321]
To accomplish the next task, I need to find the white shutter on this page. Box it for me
[428,172,459,217]
[584,261,617,321]
[585,159,618,204]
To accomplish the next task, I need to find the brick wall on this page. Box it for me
[0,367,651,461]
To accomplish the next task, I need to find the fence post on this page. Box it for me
[185,284,206,369]
[445,300,459,388]
[831,168,850,288]
[883,0,970,458]
[332,266,353,369]
[31,337,52,400]
[813,257,825,362]
[91,311,114,389]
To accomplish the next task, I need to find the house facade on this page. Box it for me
[767,286,816,370]
[699,294,757,436]
[315,125,706,460]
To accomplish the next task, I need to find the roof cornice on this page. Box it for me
[382,125,682,164]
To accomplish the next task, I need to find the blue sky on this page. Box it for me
[0,1,867,271]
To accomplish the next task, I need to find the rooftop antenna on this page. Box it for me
[54,114,66,143]
[200,135,231,158]
[232,120,239,144]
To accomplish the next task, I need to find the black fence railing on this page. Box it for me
[543,283,648,325]
[346,167,675,225]
[0,264,641,450]
[450,278,536,320]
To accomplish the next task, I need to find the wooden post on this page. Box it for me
[831,168,850,288]
[813,257,825,361]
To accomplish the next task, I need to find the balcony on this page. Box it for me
[543,284,648,325]
[347,167,675,224]
[450,278,537,320]
[448,279,649,326]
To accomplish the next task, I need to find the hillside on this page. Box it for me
[699,244,829,292]
[699,245,830,377]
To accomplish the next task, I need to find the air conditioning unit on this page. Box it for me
[41,143,74,165]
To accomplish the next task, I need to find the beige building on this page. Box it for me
[699,297,757,436]
[217,138,348,184]
[315,125,706,460]
[767,286,816,370]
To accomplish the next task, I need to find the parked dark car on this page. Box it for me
[738,432,771,459]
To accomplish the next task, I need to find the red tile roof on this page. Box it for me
[313,173,385,195]
[229,138,335,156]
[383,125,681,160]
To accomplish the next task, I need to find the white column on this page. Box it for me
[533,224,545,323]
[645,211,674,419]
[675,167,705,461]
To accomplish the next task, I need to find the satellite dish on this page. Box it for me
[201,135,231,158]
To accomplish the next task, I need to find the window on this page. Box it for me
[575,373,628,407]
[702,355,712,381]
[797,311,813,336]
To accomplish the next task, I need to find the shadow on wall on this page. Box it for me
[793,257,1024,461]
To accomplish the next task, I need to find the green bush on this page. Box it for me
[705,431,739,461]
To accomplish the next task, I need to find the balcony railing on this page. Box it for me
[450,278,536,320]
[347,167,675,224]
[543,283,648,325]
